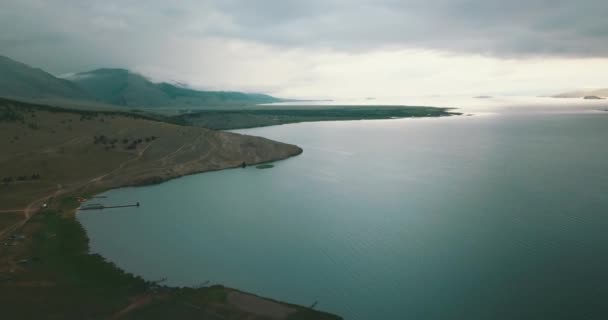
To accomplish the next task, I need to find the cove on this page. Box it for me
[79,107,608,320]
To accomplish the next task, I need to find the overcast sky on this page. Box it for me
[1,0,608,98]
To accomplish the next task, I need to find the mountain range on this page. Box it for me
[0,55,281,109]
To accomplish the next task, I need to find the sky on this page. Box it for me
[1,0,608,98]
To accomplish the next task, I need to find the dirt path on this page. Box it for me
[227,291,296,319]
[111,294,156,319]
[89,141,156,185]
[0,187,64,239]
[157,132,204,166]
[0,141,156,239]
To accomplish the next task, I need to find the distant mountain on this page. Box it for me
[0,55,91,101]
[65,68,171,107]
[553,88,608,98]
[0,55,283,109]
[67,68,281,108]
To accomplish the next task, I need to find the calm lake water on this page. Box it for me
[79,99,608,319]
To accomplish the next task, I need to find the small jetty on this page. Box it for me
[310,300,319,309]
[78,202,140,211]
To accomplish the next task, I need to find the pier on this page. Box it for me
[78,202,140,211]
[310,300,319,309]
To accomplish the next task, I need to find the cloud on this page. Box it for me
[202,0,608,57]
[1,0,607,97]
[3,0,608,59]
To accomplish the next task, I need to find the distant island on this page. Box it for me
[474,95,493,99]
[584,95,604,100]
[552,88,608,99]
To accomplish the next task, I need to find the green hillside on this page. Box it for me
[68,68,281,108]
[0,55,283,109]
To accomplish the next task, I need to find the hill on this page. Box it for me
[0,55,283,109]
[0,55,91,101]
[0,97,300,208]
[67,68,282,108]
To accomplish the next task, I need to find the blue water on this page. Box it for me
[79,104,608,319]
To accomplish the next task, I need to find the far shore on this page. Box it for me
[175,105,461,130]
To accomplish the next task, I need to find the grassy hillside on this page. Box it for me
[0,98,300,208]
[0,98,342,319]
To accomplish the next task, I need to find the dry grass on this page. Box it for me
[0,100,301,209]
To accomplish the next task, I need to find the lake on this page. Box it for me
[79,99,608,319]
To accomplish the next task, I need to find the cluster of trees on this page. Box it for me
[93,135,118,145]
[126,136,158,150]
[94,135,120,151]
[2,173,41,184]
[93,135,158,151]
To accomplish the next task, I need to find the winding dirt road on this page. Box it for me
[0,141,155,239]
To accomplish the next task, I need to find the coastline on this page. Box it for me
[0,99,340,319]
[71,146,338,319]
[1,98,457,319]
[2,142,341,319]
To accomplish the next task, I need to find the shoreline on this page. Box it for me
[128,145,302,188]
[0,99,340,319]
[70,146,332,318]
[12,145,340,319]
[2,98,456,319]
